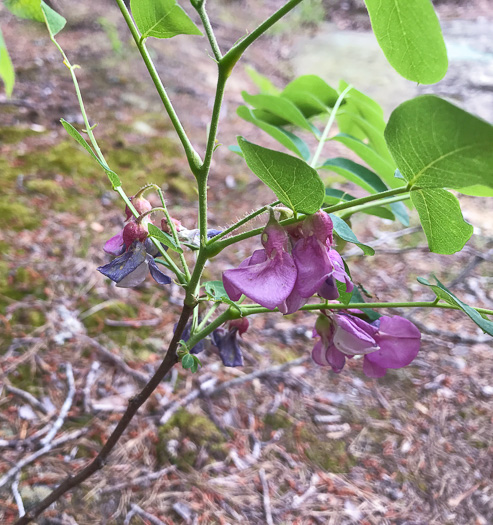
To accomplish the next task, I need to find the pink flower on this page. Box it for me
[312,312,421,377]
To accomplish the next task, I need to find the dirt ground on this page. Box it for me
[1,1,492,524]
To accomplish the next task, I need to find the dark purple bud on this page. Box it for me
[211,326,244,367]
[207,229,223,239]
[148,258,172,285]
[175,322,205,355]
[123,221,148,247]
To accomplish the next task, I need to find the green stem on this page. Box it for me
[197,302,220,331]
[221,0,304,74]
[209,186,411,254]
[240,301,493,316]
[157,189,191,280]
[207,200,280,245]
[338,194,411,218]
[186,308,238,350]
[310,84,352,168]
[195,2,222,62]
[323,186,411,215]
[114,0,201,173]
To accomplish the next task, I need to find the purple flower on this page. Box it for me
[98,240,171,288]
[312,312,420,377]
[222,220,297,310]
[211,318,249,367]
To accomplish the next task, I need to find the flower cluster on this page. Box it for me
[223,211,352,314]
[312,311,421,377]
[98,194,171,288]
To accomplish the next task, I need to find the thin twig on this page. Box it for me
[14,304,192,525]
[129,504,167,525]
[100,466,176,494]
[40,363,75,446]
[259,468,274,525]
[4,385,51,415]
[12,473,25,518]
[83,361,101,413]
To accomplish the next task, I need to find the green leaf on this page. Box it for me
[4,0,44,21]
[349,286,381,321]
[329,214,375,255]
[237,137,325,214]
[0,28,15,98]
[204,281,229,302]
[336,82,393,162]
[364,0,447,84]
[190,355,201,373]
[331,133,399,189]
[41,1,66,36]
[281,75,338,118]
[181,353,194,369]
[411,188,473,254]
[385,96,493,190]
[147,223,183,254]
[130,0,202,39]
[237,106,310,160]
[241,92,316,135]
[245,66,280,95]
[320,157,388,194]
[417,276,493,337]
[336,280,353,305]
[60,119,121,187]
[456,185,493,197]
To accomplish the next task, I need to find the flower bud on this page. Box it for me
[125,196,152,221]
[123,221,148,247]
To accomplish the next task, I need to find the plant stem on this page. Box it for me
[239,301,493,316]
[197,302,220,331]
[14,304,194,525]
[338,194,411,218]
[185,307,238,350]
[207,200,280,244]
[221,0,304,74]
[114,0,201,173]
[209,186,412,254]
[195,2,222,62]
[310,84,353,168]
[157,189,191,280]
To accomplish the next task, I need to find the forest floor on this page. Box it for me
[1,1,493,524]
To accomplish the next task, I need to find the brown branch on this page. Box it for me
[14,304,193,525]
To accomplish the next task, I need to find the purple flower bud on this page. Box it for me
[211,319,249,367]
[123,221,148,247]
[125,195,152,221]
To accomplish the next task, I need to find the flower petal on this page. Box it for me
[366,316,420,369]
[326,344,346,373]
[103,230,125,256]
[293,237,333,298]
[116,260,149,288]
[98,241,147,283]
[318,275,340,300]
[148,258,172,285]
[333,313,379,355]
[278,286,307,315]
[362,357,387,377]
[328,250,353,292]
[223,252,297,310]
[312,339,330,366]
[212,328,244,367]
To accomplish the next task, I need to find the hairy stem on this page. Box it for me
[195,1,222,62]
[14,304,193,525]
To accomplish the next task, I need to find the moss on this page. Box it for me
[300,427,356,472]
[11,309,46,327]
[265,343,300,364]
[0,202,38,230]
[26,179,65,199]
[0,126,43,144]
[263,410,293,439]
[82,301,138,331]
[157,408,226,470]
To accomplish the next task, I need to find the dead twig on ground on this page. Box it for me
[4,385,51,416]
[40,363,75,446]
[259,468,274,525]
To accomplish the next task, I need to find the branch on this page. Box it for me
[14,304,193,525]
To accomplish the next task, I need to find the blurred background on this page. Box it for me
[1,1,492,523]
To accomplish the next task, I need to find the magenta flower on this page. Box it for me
[312,312,420,377]
[222,220,297,310]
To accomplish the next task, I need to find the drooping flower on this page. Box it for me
[312,312,420,377]
[211,318,249,367]
[98,240,171,288]
[223,219,297,310]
